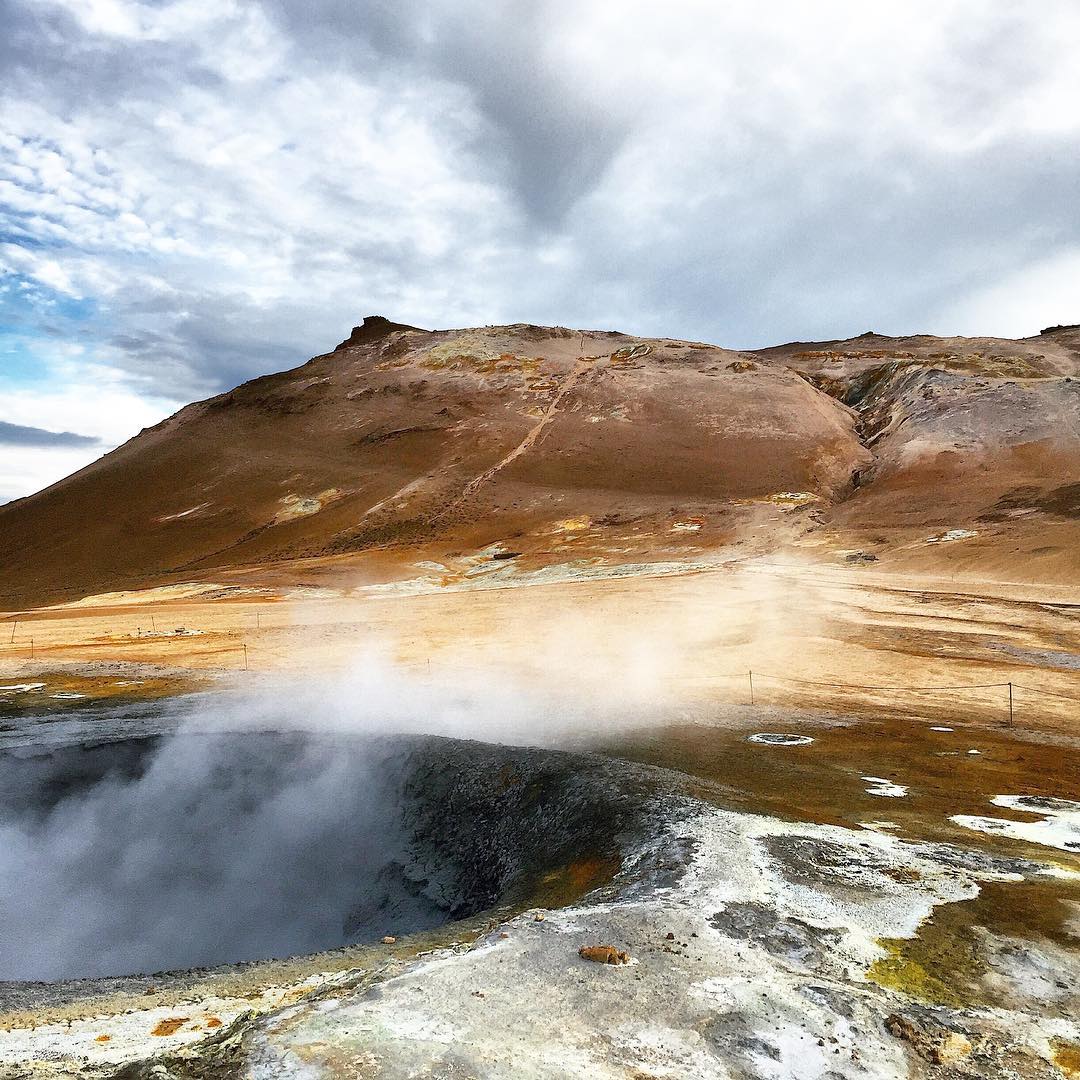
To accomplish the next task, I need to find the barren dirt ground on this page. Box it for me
[2,559,1075,732]
[1,323,1078,1076]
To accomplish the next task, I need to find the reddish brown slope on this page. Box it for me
[0,320,867,606]
[0,319,1076,607]
[751,328,1080,581]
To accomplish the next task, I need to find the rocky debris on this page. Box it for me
[926,529,978,544]
[381,936,397,945]
[671,516,705,531]
[844,550,879,564]
[77,802,1079,1079]
[112,1010,260,1080]
[760,834,928,894]
[578,944,630,965]
[726,359,758,372]
[709,902,843,966]
[885,1013,973,1065]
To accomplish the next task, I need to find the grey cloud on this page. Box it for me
[0,420,100,448]
[0,0,213,112]
[542,116,1080,348]
[105,313,308,399]
[404,6,631,225]
[263,0,631,224]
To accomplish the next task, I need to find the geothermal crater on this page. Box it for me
[0,725,670,984]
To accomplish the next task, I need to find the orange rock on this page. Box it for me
[578,944,630,965]
[151,1017,189,1036]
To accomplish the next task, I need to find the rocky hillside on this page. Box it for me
[0,318,1077,607]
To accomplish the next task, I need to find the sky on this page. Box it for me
[1,0,1079,503]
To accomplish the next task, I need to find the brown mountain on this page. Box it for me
[1,317,1077,608]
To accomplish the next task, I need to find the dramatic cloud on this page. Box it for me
[0,419,98,447]
[2,0,1079,498]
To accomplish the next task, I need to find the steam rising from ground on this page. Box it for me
[0,650,671,982]
[0,732,430,981]
[283,556,834,728]
[0,561,829,982]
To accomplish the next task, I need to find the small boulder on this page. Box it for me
[578,944,630,965]
[885,1013,972,1065]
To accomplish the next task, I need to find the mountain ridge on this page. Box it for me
[1,320,1077,608]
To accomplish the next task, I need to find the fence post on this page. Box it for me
[8,620,15,644]
[1008,682,1013,727]
[243,643,249,671]
[749,670,754,706]
[30,637,34,660]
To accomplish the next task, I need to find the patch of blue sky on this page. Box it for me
[0,336,51,388]
[0,285,103,389]
[0,226,44,248]
[35,294,97,323]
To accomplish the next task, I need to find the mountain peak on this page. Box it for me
[334,315,426,351]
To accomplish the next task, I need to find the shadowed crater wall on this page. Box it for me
[0,731,670,983]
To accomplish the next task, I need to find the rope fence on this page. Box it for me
[687,668,1079,727]
[1011,683,1080,703]
[1,614,1077,723]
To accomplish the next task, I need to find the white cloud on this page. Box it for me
[938,248,1080,339]
[0,376,182,502]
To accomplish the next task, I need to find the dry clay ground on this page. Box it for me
[1,318,1075,726]
[1,319,1077,611]
[1,555,1076,732]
